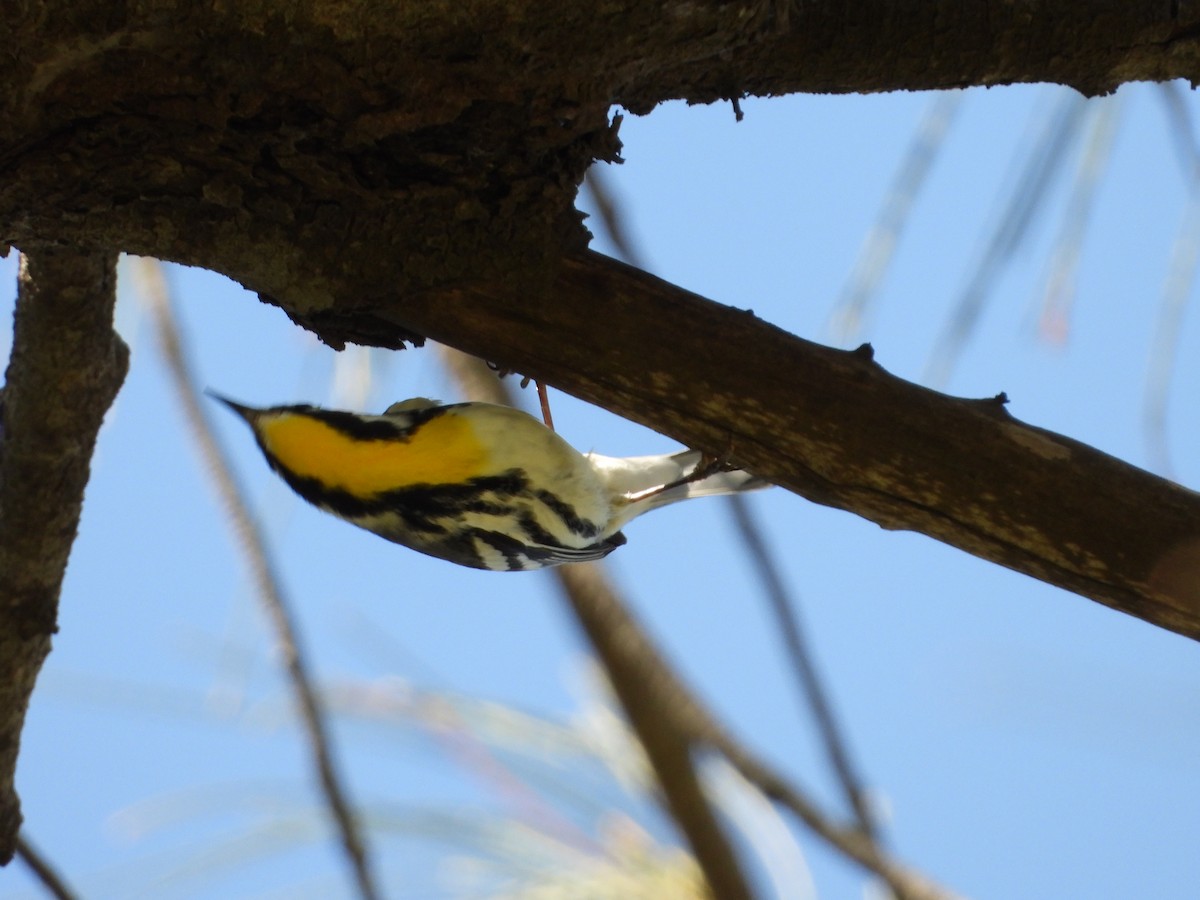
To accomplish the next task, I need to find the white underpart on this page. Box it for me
[371,402,763,547]
[588,449,765,532]
[471,535,516,570]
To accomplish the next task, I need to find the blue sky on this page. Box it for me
[5,82,1200,899]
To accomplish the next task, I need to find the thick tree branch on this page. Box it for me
[392,252,1200,643]
[0,248,128,863]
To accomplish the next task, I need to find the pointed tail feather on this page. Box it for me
[592,449,770,528]
[640,463,769,511]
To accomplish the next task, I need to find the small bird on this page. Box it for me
[210,393,767,571]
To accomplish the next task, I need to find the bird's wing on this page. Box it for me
[473,528,627,571]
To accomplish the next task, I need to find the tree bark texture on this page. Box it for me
[3,0,1200,867]
[0,249,128,864]
[1,4,1198,637]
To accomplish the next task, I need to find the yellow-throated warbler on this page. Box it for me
[211,394,767,571]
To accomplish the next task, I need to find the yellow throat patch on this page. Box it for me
[258,410,488,496]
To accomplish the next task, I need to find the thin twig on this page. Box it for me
[133,258,381,900]
[828,90,963,343]
[1036,97,1121,345]
[925,90,1086,387]
[536,381,555,430]
[706,733,963,900]
[1144,84,1200,477]
[724,492,880,841]
[583,168,644,266]
[15,833,79,900]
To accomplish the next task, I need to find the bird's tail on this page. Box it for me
[591,449,769,526]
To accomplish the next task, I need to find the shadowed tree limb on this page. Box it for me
[0,248,128,863]
[2,2,1197,643]
[406,252,1200,644]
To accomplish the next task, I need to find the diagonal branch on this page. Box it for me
[0,247,128,864]
[725,493,880,842]
[135,259,380,900]
[14,833,79,900]
[442,349,957,900]
[384,251,1200,642]
[442,349,756,899]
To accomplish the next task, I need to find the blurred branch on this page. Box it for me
[556,562,756,900]
[829,90,963,343]
[442,348,754,899]
[1158,82,1200,179]
[1145,182,1200,478]
[14,833,78,900]
[561,561,960,900]
[1036,97,1121,345]
[724,494,879,841]
[0,247,128,864]
[926,90,1086,387]
[583,176,881,842]
[584,168,646,268]
[442,349,959,900]
[1145,84,1200,477]
[134,259,381,900]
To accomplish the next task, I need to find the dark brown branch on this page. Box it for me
[380,251,1200,643]
[3,7,1199,654]
[3,2,1199,313]
[14,833,79,900]
[0,248,128,864]
[135,259,380,900]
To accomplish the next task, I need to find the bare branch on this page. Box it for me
[14,833,78,900]
[0,247,127,864]
[1,2,1196,645]
[724,493,880,841]
[133,259,381,900]
[407,252,1200,643]
[565,553,962,900]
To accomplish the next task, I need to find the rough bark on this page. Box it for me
[3,0,1200,862]
[0,249,128,864]
[429,254,1200,642]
